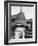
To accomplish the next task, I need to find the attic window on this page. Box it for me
[11,18,16,22]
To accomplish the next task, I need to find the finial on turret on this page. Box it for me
[20,6,22,12]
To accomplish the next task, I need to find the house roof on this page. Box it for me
[11,11,27,26]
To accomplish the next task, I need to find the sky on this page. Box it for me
[11,5,35,19]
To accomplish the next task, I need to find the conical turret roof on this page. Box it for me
[16,12,26,20]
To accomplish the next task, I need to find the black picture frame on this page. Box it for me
[4,1,37,45]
